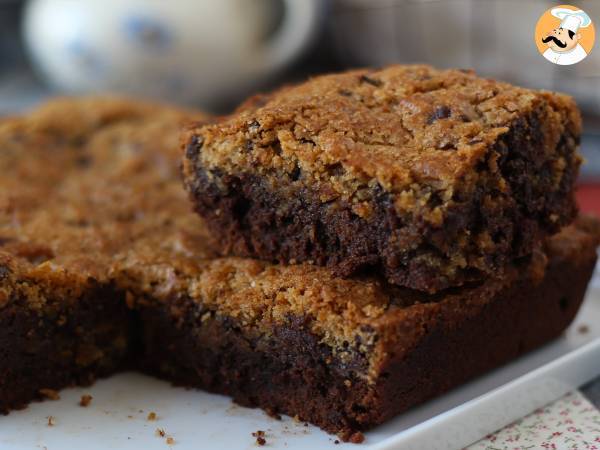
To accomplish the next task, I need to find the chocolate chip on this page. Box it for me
[359,324,375,333]
[245,140,254,152]
[299,137,315,146]
[326,163,344,177]
[0,266,10,280]
[427,106,452,124]
[338,89,352,97]
[185,135,204,160]
[468,138,484,145]
[75,155,93,168]
[0,237,13,246]
[289,165,301,181]
[359,75,383,87]
[71,135,87,148]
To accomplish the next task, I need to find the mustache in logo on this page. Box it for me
[542,35,567,48]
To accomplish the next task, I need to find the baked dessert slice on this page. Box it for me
[0,97,213,412]
[1,97,596,443]
[182,65,582,292]
[0,254,130,412]
[118,216,599,441]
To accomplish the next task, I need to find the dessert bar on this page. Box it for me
[182,65,582,292]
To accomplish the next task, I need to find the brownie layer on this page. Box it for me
[0,279,131,413]
[187,110,579,290]
[134,220,597,440]
[0,97,211,416]
[183,65,581,292]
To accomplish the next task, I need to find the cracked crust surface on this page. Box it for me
[182,64,582,292]
[0,96,214,285]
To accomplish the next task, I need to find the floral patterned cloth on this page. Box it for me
[466,391,600,450]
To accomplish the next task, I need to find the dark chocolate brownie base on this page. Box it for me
[183,66,582,293]
[135,240,594,441]
[0,284,132,413]
[185,109,579,293]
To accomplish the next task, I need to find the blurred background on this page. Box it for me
[0,0,599,210]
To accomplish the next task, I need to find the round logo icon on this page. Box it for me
[535,4,595,65]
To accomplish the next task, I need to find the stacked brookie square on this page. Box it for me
[1,66,599,443]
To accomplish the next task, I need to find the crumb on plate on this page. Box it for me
[39,389,60,400]
[79,394,93,407]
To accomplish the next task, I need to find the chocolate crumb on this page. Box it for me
[156,428,166,438]
[147,411,157,421]
[252,430,267,445]
[79,394,92,407]
[334,440,340,445]
[39,388,60,400]
[578,324,590,334]
[349,431,365,444]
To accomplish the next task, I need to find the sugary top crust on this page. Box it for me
[0,97,214,300]
[184,64,580,199]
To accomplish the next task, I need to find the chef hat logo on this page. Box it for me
[551,8,592,33]
[535,4,595,66]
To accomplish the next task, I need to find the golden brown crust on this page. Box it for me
[0,96,214,282]
[183,65,580,200]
